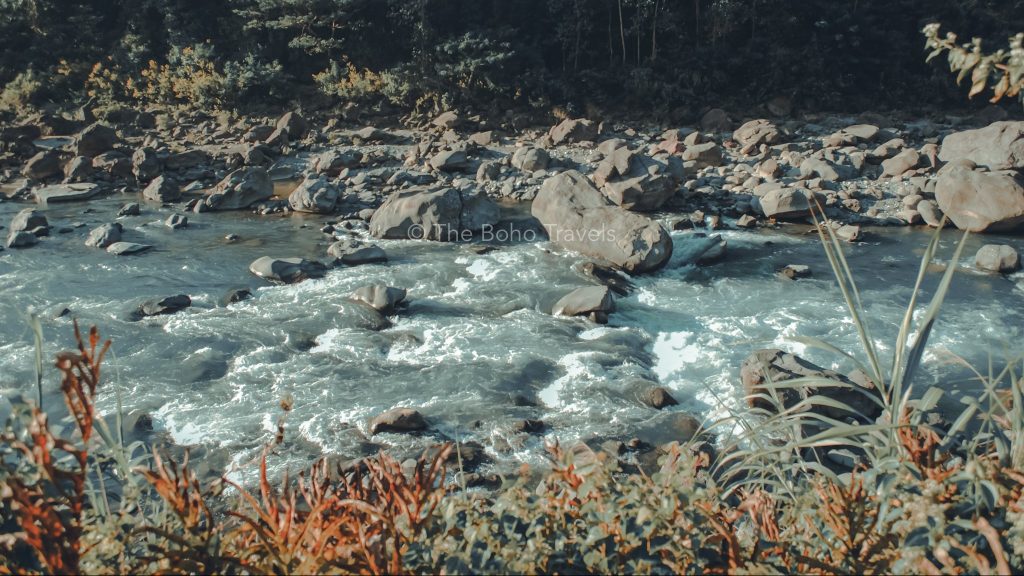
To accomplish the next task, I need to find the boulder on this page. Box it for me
[881,149,920,178]
[312,149,362,176]
[249,256,326,284]
[511,147,550,172]
[593,147,683,211]
[733,119,780,151]
[165,214,188,229]
[350,284,407,315]
[429,149,469,171]
[369,187,498,241]
[10,208,48,234]
[132,147,161,182]
[549,118,597,145]
[75,123,118,157]
[203,167,273,211]
[740,349,881,421]
[552,285,615,324]
[22,151,61,180]
[34,183,100,203]
[759,188,812,220]
[938,121,1024,170]
[106,242,152,256]
[640,386,679,410]
[142,176,181,203]
[974,244,1021,273]
[5,231,38,248]
[370,408,428,435]
[275,111,309,139]
[117,202,141,217]
[934,166,1024,232]
[138,295,191,317]
[328,240,387,266]
[85,223,122,248]
[287,177,339,214]
[531,170,672,274]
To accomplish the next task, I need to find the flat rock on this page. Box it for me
[249,256,326,284]
[106,241,152,255]
[552,285,615,324]
[34,183,100,203]
[138,294,192,317]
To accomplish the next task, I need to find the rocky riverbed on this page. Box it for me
[1,106,1023,482]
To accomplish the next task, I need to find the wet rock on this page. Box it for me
[935,165,1024,232]
[779,264,811,279]
[531,170,673,274]
[429,149,469,171]
[975,244,1021,273]
[203,167,273,211]
[511,147,550,172]
[580,262,635,296]
[549,118,597,145]
[142,175,181,203]
[138,294,191,317]
[369,187,498,241]
[835,224,861,242]
[249,256,326,284]
[85,223,122,248]
[222,287,252,305]
[165,214,188,229]
[938,121,1024,170]
[758,187,812,220]
[34,183,100,203]
[640,386,678,409]
[328,239,387,265]
[275,111,309,140]
[510,419,546,434]
[75,123,118,157]
[594,146,684,211]
[117,202,141,217]
[370,408,428,435]
[740,349,881,421]
[132,147,161,182]
[106,241,152,255]
[10,208,48,234]
[5,231,38,248]
[23,150,61,180]
[288,176,339,214]
[737,214,757,228]
[350,284,407,315]
[339,300,393,331]
[552,285,615,324]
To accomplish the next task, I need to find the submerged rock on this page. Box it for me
[370,408,428,435]
[640,386,679,410]
[249,256,326,284]
[107,241,152,255]
[137,294,192,317]
[532,170,672,274]
[350,284,407,315]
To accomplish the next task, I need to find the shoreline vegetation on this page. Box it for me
[1,223,1023,574]
[2,1,1024,573]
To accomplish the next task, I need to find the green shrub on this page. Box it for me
[0,69,45,114]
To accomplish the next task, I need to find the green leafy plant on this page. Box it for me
[924,23,1024,105]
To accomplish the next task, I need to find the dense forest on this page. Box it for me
[1,0,1022,118]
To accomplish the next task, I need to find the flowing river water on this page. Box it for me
[1,193,1022,478]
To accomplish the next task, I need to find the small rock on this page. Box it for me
[165,214,188,229]
[641,387,679,409]
[85,223,122,248]
[370,408,428,435]
[350,284,407,315]
[779,264,811,280]
[975,244,1021,273]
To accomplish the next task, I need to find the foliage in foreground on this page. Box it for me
[923,23,1024,106]
[2,223,1024,574]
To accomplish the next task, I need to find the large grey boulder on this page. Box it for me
[758,188,813,220]
[350,284,407,315]
[10,209,48,234]
[938,121,1024,170]
[552,286,615,324]
[549,118,597,145]
[369,187,498,241]
[76,123,118,157]
[22,151,61,180]
[531,170,672,274]
[740,349,881,421]
[85,223,122,248]
[593,146,684,211]
[975,244,1021,273]
[203,167,273,211]
[142,176,181,203]
[249,256,326,284]
[934,165,1024,232]
[288,176,339,214]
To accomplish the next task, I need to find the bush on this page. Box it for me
[0,69,45,114]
